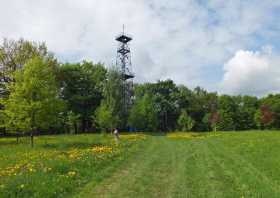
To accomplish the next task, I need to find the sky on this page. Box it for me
[0,0,280,96]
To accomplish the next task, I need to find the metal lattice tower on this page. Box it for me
[115,25,134,113]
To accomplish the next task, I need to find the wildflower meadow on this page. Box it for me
[0,133,146,197]
[2,132,280,197]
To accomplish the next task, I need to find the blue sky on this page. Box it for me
[0,0,280,96]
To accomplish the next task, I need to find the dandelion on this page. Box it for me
[92,146,113,153]
[67,171,76,177]
[20,184,25,188]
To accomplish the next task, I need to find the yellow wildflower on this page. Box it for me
[67,171,76,177]
[92,146,113,153]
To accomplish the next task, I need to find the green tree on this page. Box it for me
[0,38,56,96]
[177,110,195,132]
[203,112,220,132]
[65,111,80,134]
[232,95,258,130]
[134,80,179,131]
[128,94,158,131]
[95,102,119,133]
[1,56,64,146]
[189,87,218,131]
[216,110,235,131]
[100,67,124,129]
[216,95,237,131]
[59,61,107,132]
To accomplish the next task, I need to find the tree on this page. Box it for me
[189,87,218,131]
[134,79,179,131]
[65,111,80,134]
[177,110,195,132]
[254,105,274,129]
[0,38,55,96]
[59,61,107,132]
[1,56,64,146]
[215,95,237,131]
[95,102,119,133]
[203,112,220,132]
[258,94,280,128]
[100,67,125,129]
[128,94,158,131]
[216,110,235,131]
[230,95,258,130]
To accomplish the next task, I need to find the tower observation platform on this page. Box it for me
[115,27,134,80]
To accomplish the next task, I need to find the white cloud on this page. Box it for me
[221,47,280,96]
[0,0,279,93]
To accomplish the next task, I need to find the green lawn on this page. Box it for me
[2,131,280,197]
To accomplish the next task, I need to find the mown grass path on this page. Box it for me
[76,132,280,198]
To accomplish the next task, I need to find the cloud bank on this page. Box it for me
[221,47,280,96]
[0,0,279,95]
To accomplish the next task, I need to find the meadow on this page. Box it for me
[0,133,146,198]
[1,131,280,197]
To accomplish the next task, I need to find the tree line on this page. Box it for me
[0,39,278,139]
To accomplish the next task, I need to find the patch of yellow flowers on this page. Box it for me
[0,162,39,177]
[65,145,114,160]
[0,134,148,179]
[0,145,114,178]
[167,132,221,140]
[91,145,113,153]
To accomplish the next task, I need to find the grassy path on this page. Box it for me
[75,133,280,198]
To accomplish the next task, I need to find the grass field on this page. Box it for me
[1,131,280,197]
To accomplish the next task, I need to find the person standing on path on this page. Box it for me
[113,128,120,143]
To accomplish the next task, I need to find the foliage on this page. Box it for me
[95,102,119,132]
[259,94,280,128]
[98,67,124,129]
[65,111,80,134]
[177,110,195,132]
[216,110,235,131]
[4,38,280,133]
[0,38,56,96]
[203,112,220,132]
[1,56,64,134]
[59,61,106,132]
[128,94,158,131]
[254,105,274,129]
[134,80,180,131]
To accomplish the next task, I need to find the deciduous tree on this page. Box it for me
[1,56,64,146]
[177,110,195,132]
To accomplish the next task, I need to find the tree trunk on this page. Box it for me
[74,122,78,134]
[30,132,34,148]
[81,118,86,133]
